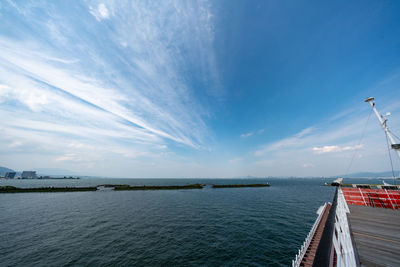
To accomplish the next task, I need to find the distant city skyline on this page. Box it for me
[1,1,400,178]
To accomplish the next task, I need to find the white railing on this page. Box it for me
[292,203,328,267]
[332,188,357,267]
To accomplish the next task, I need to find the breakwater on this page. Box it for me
[114,184,204,190]
[0,183,272,193]
[0,186,97,193]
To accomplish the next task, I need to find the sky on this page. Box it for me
[1,0,400,178]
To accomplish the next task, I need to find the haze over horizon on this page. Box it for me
[1,0,400,178]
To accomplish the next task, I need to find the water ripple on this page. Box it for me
[0,178,336,266]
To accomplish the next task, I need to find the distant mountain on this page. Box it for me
[335,171,400,178]
[0,166,15,176]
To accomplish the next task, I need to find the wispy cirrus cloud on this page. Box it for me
[254,127,313,156]
[240,132,253,138]
[0,0,220,174]
[240,129,264,138]
[8,141,23,148]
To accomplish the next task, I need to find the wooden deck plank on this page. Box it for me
[348,205,400,267]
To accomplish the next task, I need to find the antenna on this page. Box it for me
[365,97,400,165]
[364,97,374,103]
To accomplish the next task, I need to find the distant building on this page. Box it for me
[21,171,37,179]
[4,172,16,179]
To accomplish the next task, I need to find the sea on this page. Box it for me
[0,177,383,266]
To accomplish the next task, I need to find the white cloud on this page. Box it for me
[250,98,400,176]
[254,127,314,156]
[343,144,364,151]
[89,3,110,21]
[56,153,80,162]
[313,144,363,154]
[229,157,243,163]
[8,141,22,148]
[240,132,253,138]
[0,84,11,103]
[312,145,341,154]
[0,0,217,148]
[312,144,363,154]
[98,4,109,18]
[0,1,220,176]
[302,163,314,168]
[241,129,264,138]
[68,142,85,149]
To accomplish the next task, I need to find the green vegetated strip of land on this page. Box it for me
[0,186,97,193]
[212,184,270,188]
[114,184,204,190]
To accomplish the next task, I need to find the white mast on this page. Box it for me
[365,97,400,160]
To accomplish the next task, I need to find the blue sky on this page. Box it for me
[1,0,400,177]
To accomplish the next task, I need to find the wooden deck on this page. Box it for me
[348,205,400,267]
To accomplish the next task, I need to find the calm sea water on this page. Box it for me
[0,177,381,266]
